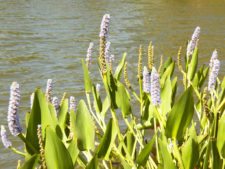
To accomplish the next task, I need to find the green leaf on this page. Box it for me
[158,136,177,169]
[124,131,135,157]
[58,98,69,130]
[86,155,99,169]
[181,136,199,169]
[45,127,73,169]
[115,81,132,118]
[166,87,194,140]
[20,154,39,169]
[161,77,172,115]
[136,135,155,166]
[92,85,102,113]
[82,59,92,93]
[171,77,177,106]
[160,61,175,88]
[67,138,79,165]
[97,118,117,159]
[114,53,126,80]
[160,56,173,76]
[75,100,95,151]
[26,89,55,154]
[187,47,198,81]
[212,140,222,169]
[217,113,225,158]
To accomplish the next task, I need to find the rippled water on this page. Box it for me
[0,0,225,168]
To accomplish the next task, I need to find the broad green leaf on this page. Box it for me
[212,140,222,169]
[187,47,198,81]
[26,89,55,154]
[166,87,194,140]
[160,56,173,76]
[75,100,95,150]
[124,131,135,157]
[92,85,102,113]
[114,53,126,80]
[217,112,225,158]
[20,154,39,169]
[136,135,155,166]
[45,127,73,169]
[67,138,79,165]
[181,136,199,169]
[97,118,117,159]
[161,77,172,115]
[101,97,110,117]
[171,77,177,105]
[82,59,92,93]
[115,81,132,118]
[48,103,58,124]
[141,94,151,122]
[158,136,177,169]
[58,98,69,130]
[160,62,175,88]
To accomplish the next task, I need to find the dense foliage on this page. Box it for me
[1,15,225,169]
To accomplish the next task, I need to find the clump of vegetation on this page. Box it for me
[1,14,225,169]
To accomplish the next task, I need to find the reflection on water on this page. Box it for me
[0,0,224,167]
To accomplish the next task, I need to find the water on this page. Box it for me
[0,0,225,167]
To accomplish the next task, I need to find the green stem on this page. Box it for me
[10,147,26,156]
[86,93,106,131]
[154,118,160,164]
[18,133,38,154]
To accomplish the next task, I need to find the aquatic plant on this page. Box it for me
[1,15,225,169]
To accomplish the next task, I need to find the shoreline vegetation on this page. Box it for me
[1,14,225,169]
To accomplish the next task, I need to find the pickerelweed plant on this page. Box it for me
[1,15,225,169]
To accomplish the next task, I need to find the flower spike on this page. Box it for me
[45,79,53,102]
[151,67,161,106]
[186,26,200,56]
[1,125,12,148]
[143,66,151,93]
[7,82,22,136]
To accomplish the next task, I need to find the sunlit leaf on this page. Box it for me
[75,100,95,151]
[114,53,126,80]
[82,59,92,93]
[136,135,155,166]
[45,127,73,169]
[166,87,194,140]
[97,118,117,159]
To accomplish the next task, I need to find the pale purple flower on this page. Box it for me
[96,83,101,93]
[52,96,60,116]
[45,79,53,102]
[208,59,220,91]
[110,54,115,63]
[7,82,22,136]
[209,49,218,68]
[99,14,110,38]
[150,67,161,106]
[1,125,12,148]
[69,96,76,112]
[143,66,151,93]
[186,26,201,56]
[86,42,94,67]
[105,41,111,63]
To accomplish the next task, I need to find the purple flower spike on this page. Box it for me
[143,66,151,93]
[150,67,161,106]
[86,42,94,67]
[99,14,110,38]
[187,26,201,56]
[1,125,12,148]
[7,82,22,136]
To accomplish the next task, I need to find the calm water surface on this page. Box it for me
[0,0,225,168]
